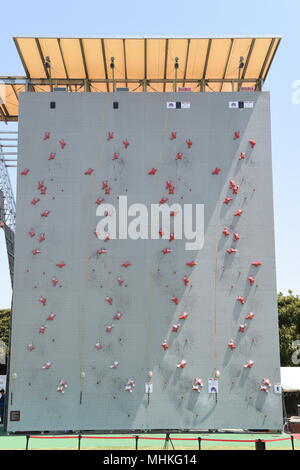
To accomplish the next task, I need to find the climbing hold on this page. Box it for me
[260,385,269,392]
[104,234,110,242]
[229,180,236,189]
[107,131,114,140]
[102,181,109,189]
[171,296,179,305]
[168,185,175,195]
[160,197,168,205]
[232,185,239,195]
[239,152,246,160]
[244,360,254,368]
[223,227,230,237]
[233,233,240,241]
[212,168,221,175]
[233,131,240,140]
[236,296,245,305]
[32,249,41,255]
[176,152,183,160]
[182,276,190,286]
[172,324,180,333]
[170,210,177,217]
[110,361,119,368]
[39,233,46,243]
[104,186,111,194]
[117,277,124,286]
[251,261,262,267]
[226,248,237,254]
[28,229,36,238]
[234,209,243,216]
[239,324,247,332]
[42,362,52,369]
[51,277,59,287]
[112,152,119,160]
[186,139,193,148]
[84,168,94,175]
[169,233,175,242]
[162,248,172,255]
[20,168,30,175]
[59,139,66,149]
[106,325,114,333]
[95,340,103,350]
[48,152,56,160]
[228,340,236,350]
[95,198,105,205]
[170,131,177,140]
[47,313,56,321]
[186,260,197,268]
[248,276,255,286]
[40,186,47,195]
[43,132,51,140]
[31,198,40,206]
[125,379,135,392]
[27,342,35,351]
[148,168,157,175]
[245,312,255,320]
[39,325,47,334]
[223,197,233,205]
[249,138,256,149]
[38,297,47,306]
[121,261,131,268]
[159,228,164,238]
[123,139,130,149]
[177,360,187,368]
[162,340,169,350]
[56,261,66,268]
[97,248,107,255]
[179,312,189,320]
[113,313,123,320]
[41,210,50,217]
[105,297,113,305]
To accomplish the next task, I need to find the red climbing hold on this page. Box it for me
[47,313,56,321]
[162,340,169,350]
[43,132,51,140]
[48,152,56,160]
[20,168,30,175]
[229,180,236,189]
[244,360,254,368]
[104,234,110,242]
[227,248,237,254]
[176,152,183,160]
[84,168,94,175]
[95,198,104,205]
[212,168,221,175]
[223,197,233,205]
[228,340,236,350]
[159,228,164,238]
[39,297,47,306]
[97,248,107,255]
[148,168,157,175]
[104,187,111,195]
[123,139,130,149]
[107,131,114,140]
[59,139,66,149]
[171,296,179,305]
[170,210,177,217]
[249,138,256,149]
[223,227,230,237]
[160,197,168,205]
[40,186,47,195]
[121,261,131,268]
[27,342,35,351]
[182,276,190,286]
[51,277,59,287]
[56,261,66,268]
[32,249,41,255]
[31,198,40,206]
[239,152,246,160]
[248,276,255,286]
[251,261,262,267]
[113,313,123,320]
[236,296,245,305]
[239,324,247,332]
[169,233,175,242]
[170,131,177,140]
[106,324,114,332]
[245,312,255,320]
[112,152,119,160]
[177,360,187,368]
[234,209,243,216]
[233,233,240,241]
[117,277,124,286]
[172,324,180,332]
[41,210,50,217]
[162,248,172,255]
[186,260,197,268]
[186,139,193,148]
[42,362,52,369]
[105,296,113,305]
[102,181,109,189]
[179,312,189,320]
[39,325,47,334]
[233,131,240,140]
[28,229,36,238]
[95,340,103,350]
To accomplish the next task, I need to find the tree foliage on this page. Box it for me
[0,309,10,355]
[278,291,300,366]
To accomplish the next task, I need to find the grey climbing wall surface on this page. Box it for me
[7,91,282,432]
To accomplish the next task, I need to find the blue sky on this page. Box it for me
[0,0,299,308]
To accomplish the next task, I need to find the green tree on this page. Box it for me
[0,309,10,355]
[278,291,300,366]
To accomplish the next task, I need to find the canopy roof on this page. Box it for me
[281,367,300,392]
[0,36,281,121]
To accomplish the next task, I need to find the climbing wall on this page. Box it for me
[7,91,283,432]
